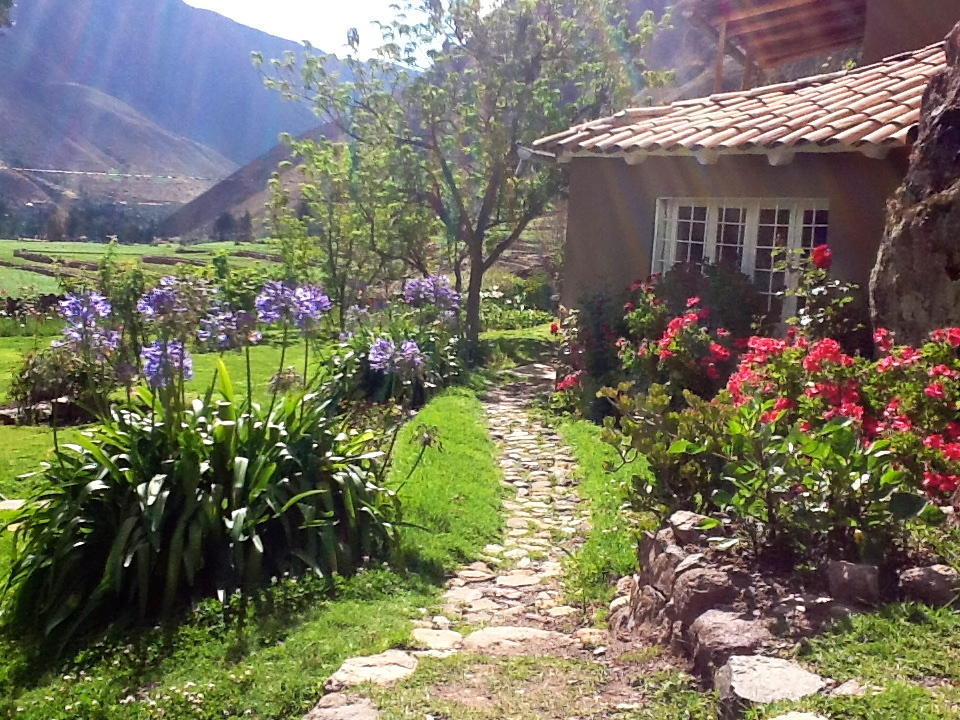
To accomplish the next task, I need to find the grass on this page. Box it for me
[390,386,504,578]
[479,322,557,367]
[558,418,654,608]
[750,604,960,719]
[0,384,503,720]
[0,239,280,295]
[362,654,715,720]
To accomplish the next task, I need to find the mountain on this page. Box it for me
[159,127,336,238]
[0,80,235,205]
[0,0,322,167]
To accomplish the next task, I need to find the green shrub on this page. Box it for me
[2,362,399,648]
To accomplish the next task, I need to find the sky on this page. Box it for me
[183,0,401,55]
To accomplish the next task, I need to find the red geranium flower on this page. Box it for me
[550,322,560,335]
[811,244,832,270]
[686,296,700,307]
[924,383,947,400]
[873,327,894,353]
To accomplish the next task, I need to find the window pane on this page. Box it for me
[693,206,707,221]
[815,210,829,225]
[679,205,692,220]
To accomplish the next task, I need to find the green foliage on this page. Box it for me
[559,419,654,607]
[655,261,767,338]
[390,387,503,578]
[2,362,399,648]
[0,386,501,720]
[600,382,940,565]
[262,0,669,350]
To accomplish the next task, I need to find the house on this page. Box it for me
[533,0,960,316]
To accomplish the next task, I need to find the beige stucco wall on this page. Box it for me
[561,150,909,307]
[862,0,960,63]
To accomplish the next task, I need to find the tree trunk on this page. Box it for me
[465,239,485,364]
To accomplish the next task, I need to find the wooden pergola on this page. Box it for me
[692,0,867,91]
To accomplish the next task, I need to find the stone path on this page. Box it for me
[310,366,613,719]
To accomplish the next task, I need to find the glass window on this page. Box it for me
[652,198,829,319]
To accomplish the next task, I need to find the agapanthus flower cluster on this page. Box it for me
[402,276,461,310]
[55,291,118,360]
[197,309,261,350]
[255,281,331,331]
[59,292,111,326]
[293,286,333,331]
[368,337,425,375]
[141,341,193,389]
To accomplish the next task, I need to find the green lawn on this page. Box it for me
[0,239,280,295]
[0,384,503,720]
[558,419,654,608]
[751,604,960,719]
[0,337,316,498]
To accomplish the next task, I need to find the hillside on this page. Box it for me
[159,127,335,238]
[0,0,323,167]
[0,81,235,205]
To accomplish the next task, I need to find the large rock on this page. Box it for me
[639,528,677,579]
[899,564,960,606]
[715,655,825,720]
[461,625,573,654]
[411,628,463,651]
[687,610,773,676]
[871,21,960,340]
[324,650,418,692]
[649,544,687,595]
[826,560,879,606]
[304,693,380,720]
[669,510,711,546]
[672,567,737,626]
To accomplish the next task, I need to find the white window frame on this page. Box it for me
[652,197,830,317]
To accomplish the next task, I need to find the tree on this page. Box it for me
[237,211,254,242]
[267,136,440,321]
[1,0,12,28]
[213,211,237,242]
[261,0,669,358]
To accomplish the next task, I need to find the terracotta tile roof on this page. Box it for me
[533,43,944,161]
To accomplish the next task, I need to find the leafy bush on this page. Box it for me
[2,363,399,647]
[596,247,960,568]
[337,276,464,407]
[481,283,553,331]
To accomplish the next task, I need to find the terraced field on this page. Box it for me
[0,239,279,295]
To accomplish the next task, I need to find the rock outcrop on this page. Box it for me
[871,22,960,341]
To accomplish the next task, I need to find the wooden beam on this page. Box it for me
[742,18,864,50]
[688,14,751,68]
[714,20,728,93]
[756,31,864,66]
[726,5,865,39]
[707,0,825,26]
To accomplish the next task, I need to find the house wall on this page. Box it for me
[862,0,960,63]
[561,150,909,307]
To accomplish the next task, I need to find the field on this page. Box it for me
[0,239,280,295]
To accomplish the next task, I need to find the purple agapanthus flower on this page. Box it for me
[136,285,179,319]
[368,337,396,372]
[402,276,460,310]
[59,292,112,325]
[198,308,261,350]
[396,339,425,369]
[141,340,193,389]
[293,285,332,330]
[255,281,298,323]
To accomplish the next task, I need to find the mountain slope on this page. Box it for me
[158,127,337,237]
[0,81,236,204]
[0,0,322,166]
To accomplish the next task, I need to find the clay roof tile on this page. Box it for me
[534,42,945,158]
